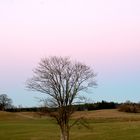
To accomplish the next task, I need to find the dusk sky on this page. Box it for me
[0,0,140,107]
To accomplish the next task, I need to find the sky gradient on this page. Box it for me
[0,0,140,107]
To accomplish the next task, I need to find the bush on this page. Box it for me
[118,101,140,113]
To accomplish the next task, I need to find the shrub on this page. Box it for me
[118,101,140,113]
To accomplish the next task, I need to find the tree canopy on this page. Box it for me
[0,94,12,111]
[26,56,96,140]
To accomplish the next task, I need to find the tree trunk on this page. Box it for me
[60,126,69,140]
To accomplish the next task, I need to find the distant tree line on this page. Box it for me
[0,94,119,112]
[1,94,140,114]
[5,100,118,112]
[5,107,39,112]
[76,100,118,111]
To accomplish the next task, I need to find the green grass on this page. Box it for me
[0,110,140,140]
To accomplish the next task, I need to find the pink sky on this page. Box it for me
[0,0,140,106]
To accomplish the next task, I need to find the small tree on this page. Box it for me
[26,56,96,140]
[0,94,12,111]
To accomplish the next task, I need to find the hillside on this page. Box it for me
[1,109,140,121]
[0,109,140,140]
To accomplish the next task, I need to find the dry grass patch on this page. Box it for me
[72,109,140,122]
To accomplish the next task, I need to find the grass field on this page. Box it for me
[0,109,140,140]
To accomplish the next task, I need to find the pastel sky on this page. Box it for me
[0,0,140,107]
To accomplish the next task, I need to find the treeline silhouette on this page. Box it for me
[5,100,118,112]
[5,100,140,113]
[76,100,117,111]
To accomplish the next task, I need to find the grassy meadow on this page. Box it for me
[0,109,140,140]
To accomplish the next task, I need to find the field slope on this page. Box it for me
[0,109,140,140]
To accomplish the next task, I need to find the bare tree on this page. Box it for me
[26,56,96,140]
[0,94,12,111]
